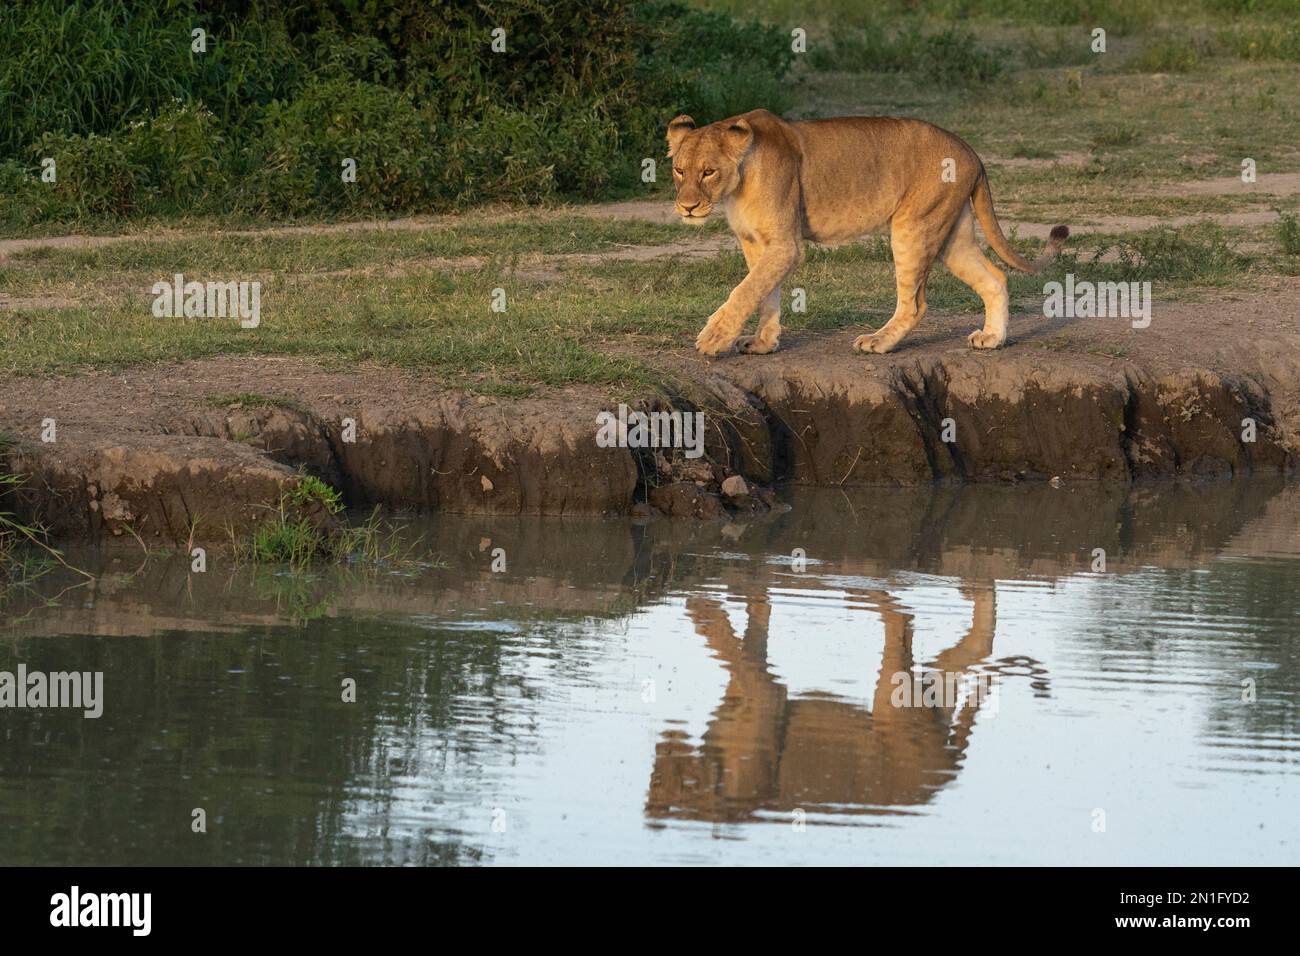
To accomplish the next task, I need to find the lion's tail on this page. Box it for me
[970,166,1068,273]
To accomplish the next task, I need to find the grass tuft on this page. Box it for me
[1,472,60,603]
[1277,211,1300,257]
[235,474,416,571]
[208,392,308,413]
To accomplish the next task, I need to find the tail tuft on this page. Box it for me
[972,168,1068,273]
[1037,224,1070,267]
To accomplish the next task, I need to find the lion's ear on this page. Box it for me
[723,118,754,159]
[666,115,696,156]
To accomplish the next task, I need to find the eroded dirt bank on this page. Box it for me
[3,289,1299,543]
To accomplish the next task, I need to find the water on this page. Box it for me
[2,478,1298,866]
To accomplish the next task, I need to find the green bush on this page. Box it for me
[238,475,411,570]
[0,1,192,157]
[245,72,437,214]
[11,103,230,224]
[127,100,231,205]
[27,131,142,218]
[636,0,795,122]
[0,161,44,230]
[0,0,794,227]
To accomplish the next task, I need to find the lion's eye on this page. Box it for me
[673,167,683,176]
[702,168,716,177]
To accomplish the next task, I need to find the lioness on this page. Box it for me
[666,109,1068,355]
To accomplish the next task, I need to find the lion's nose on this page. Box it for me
[681,201,701,214]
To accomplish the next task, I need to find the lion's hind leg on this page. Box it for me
[941,205,1010,350]
[853,217,936,355]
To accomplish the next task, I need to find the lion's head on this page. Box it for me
[665,114,753,223]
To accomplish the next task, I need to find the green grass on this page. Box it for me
[2,215,706,278]
[240,506,416,570]
[288,473,344,515]
[1278,211,1300,256]
[1127,35,1209,73]
[1009,143,1059,160]
[236,474,416,570]
[807,23,1007,84]
[1,472,59,602]
[1089,123,1143,151]
[0,210,1281,394]
[1073,221,1253,284]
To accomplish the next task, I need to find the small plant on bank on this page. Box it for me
[287,473,344,516]
[1,471,62,601]
[243,504,329,567]
[235,473,416,570]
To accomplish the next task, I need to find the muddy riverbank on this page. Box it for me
[3,299,1299,543]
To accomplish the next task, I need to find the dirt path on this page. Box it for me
[570,198,1287,240]
[0,214,447,261]
[3,167,1295,265]
[1156,171,1300,197]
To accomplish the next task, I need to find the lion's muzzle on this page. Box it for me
[676,200,714,221]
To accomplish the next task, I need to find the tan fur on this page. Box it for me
[666,109,1068,355]
[646,582,1002,821]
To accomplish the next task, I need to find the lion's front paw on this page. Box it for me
[736,334,779,355]
[853,332,895,354]
[695,323,738,357]
[967,329,1006,350]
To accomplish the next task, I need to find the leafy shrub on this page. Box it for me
[909,26,1006,84]
[27,131,142,218]
[244,72,437,214]
[0,0,794,226]
[636,0,795,123]
[0,161,45,230]
[239,474,411,569]
[0,1,192,156]
[288,474,344,515]
[126,101,231,205]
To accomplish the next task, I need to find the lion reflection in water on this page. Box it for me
[646,582,1049,823]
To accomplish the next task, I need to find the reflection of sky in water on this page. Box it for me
[337,558,1297,866]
